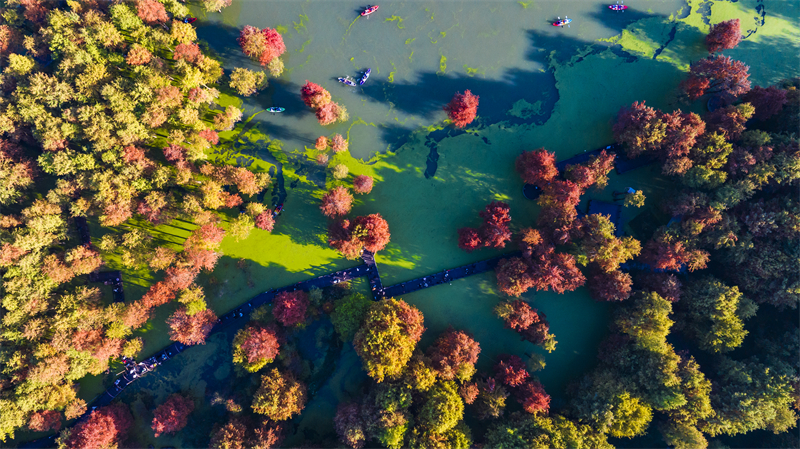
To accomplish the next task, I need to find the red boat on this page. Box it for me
[609,4,628,10]
[361,5,379,16]
[552,17,572,27]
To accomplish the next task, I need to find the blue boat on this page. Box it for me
[338,76,357,87]
[267,107,285,113]
[359,68,371,85]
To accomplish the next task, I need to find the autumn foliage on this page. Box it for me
[152,394,195,437]
[238,25,286,66]
[320,186,354,218]
[352,175,374,194]
[272,291,310,327]
[252,368,308,421]
[427,329,481,382]
[706,19,741,53]
[516,148,558,187]
[300,81,332,109]
[167,307,218,345]
[353,299,425,382]
[444,90,479,128]
[680,55,751,100]
[63,404,132,449]
[517,380,551,414]
[458,201,512,251]
[233,323,281,372]
[328,214,391,259]
[494,355,530,387]
[28,410,61,432]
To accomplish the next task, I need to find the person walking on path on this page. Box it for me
[612,187,636,202]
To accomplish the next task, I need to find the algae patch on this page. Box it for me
[384,15,405,29]
[437,55,447,75]
[405,37,416,45]
[507,99,543,119]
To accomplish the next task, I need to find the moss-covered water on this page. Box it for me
[16,0,798,446]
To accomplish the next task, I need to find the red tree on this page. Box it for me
[495,257,534,297]
[315,136,329,150]
[640,231,709,272]
[328,219,364,260]
[240,324,281,364]
[741,85,788,121]
[498,299,539,331]
[517,380,550,414]
[587,268,633,302]
[152,394,195,437]
[494,355,529,387]
[185,223,226,250]
[272,291,309,327]
[352,175,373,194]
[457,227,483,252]
[260,28,287,65]
[315,102,344,126]
[479,201,512,248]
[255,211,275,231]
[320,186,353,218]
[300,81,332,109]
[459,382,479,404]
[680,55,751,100]
[64,404,132,449]
[352,214,391,253]
[140,281,177,309]
[184,248,220,272]
[136,0,169,25]
[28,410,61,432]
[661,111,706,174]
[126,45,152,66]
[565,150,616,189]
[165,266,198,291]
[331,134,348,153]
[444,90,479,128]
[173,43,203,64]
[705,104,753,141]
[427,329,481,381]
[167,307,217,345]
[121,301,153,329]
[706,19,741,53]
[515,148,558,187]
[199,129,220,145]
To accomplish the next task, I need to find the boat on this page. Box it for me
[609,1,627,11]
[338,77,358,87]
[267,107,285,113]
[359,68,371,86]
[183,16,198,24]
[273,203,284,218]
[552,16,572,27]
[361,5,379,16]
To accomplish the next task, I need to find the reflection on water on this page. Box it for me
[197,0,686,160]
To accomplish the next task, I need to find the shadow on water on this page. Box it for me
[587,4,668,37]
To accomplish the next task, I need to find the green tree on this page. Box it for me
[416,381,464,434]
[252,368,307,421]
[485,413,612,449]
[330,293,372,342]
[678,277,757,353]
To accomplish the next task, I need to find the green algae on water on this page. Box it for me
[518,1,531,8]
[384,15,405,29]
[437,55,447,75]
[293,14,308,33]
[405,37,416,45]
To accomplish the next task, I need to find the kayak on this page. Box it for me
[609,4,627,10]
[267,107,285,113]
[359,68,371,86]
[338,77,357,87]
[552,18,572,26]
[361,5,379,16]
[183,17,198,24]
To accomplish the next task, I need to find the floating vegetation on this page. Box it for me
[408,50,414,62]
[293,14,309,33]
[297,38,312,53]
[518,1,531,8]
[437,55,447,75]
[405,37,416,44]
[384,15,405,29]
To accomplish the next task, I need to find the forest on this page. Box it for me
[0,1,797,448]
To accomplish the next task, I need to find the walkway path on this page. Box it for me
[23,248,524,446]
